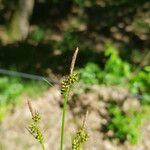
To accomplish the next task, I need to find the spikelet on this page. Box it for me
[32,111,41,123]
[61,73,78,94]
[27,101,45,148]
[68,73,78,84]
[27,123,44,144]
[72,127,88,150]
[72,111,89,150]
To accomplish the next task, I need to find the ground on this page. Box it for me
[0,85,150,150]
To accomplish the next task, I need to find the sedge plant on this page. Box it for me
[60,47,79,150]
[60,47,89,150]
[27,48,88,150]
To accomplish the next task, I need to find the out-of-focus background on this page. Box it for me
[0,0,150,149]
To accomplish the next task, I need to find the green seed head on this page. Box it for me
[28,123,44,144]
[61,73,78,94]
[72,127,88,150]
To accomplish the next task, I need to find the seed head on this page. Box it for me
[72,127,88,150]
[61,73,78,94]
[27,123,44,144]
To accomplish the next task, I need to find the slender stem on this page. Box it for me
[41,143,45,150]
[60,91,69,150]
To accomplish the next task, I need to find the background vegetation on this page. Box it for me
[0,0,149,149]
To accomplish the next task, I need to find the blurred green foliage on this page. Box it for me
[57,31,78,53]
[129,66,150,103]
[80,43,131,85]
[0,0,149,145]
[79,43,150,144]
[0,76,48,121]
[0,77,23,106]
[80,63,102,85]
[0,77,22,121]
[74,0,85,7]
[79,43,149,103]
[29,27,45,43]
[103,43,131,85]
[107,103,148,144]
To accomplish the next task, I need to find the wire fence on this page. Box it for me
[0,68,149,101]
[0,68,59,85]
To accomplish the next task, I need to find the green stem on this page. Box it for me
[60,91,70,150]
[40,142,45,150]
